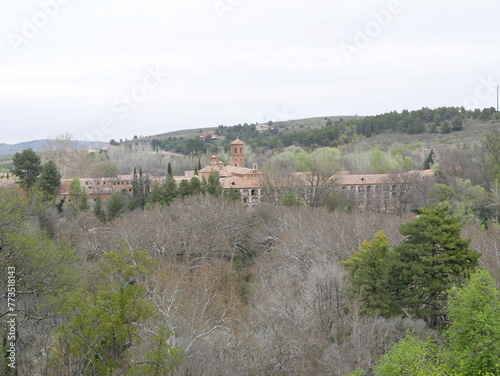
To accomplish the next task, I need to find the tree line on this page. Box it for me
[145,106,498,153]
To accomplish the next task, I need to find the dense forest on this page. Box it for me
[1,107,500,375]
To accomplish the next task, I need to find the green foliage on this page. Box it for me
[483,127,500,183]
[342,231,395,316]
[0,187,78,374]
[375,334,451,375]
[280,190,303,207]
[0,186,28,247]
[51,248,157,375]
[430,179,495,224]
[390,204,481,326]
[178,179,191,198]
[138,324,185,375]
[441,121,451,134]
[107,192,126,220]
[346,368,364,376]
[445,269,500,375]
[376,269,500,375]
[370,149,390,174]
[94,196,106,222]
[37,160,61,198]
[68,178,89,212]
[451,116,463,131]
[423,149,435,170]
[11,148,42,190]
[206,171,223,196]
[148,175,178,206]
[189,176,202,194]
[224,187,242,202]
[326,191,351,212]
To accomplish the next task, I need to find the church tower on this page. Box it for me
[231,138,244,167]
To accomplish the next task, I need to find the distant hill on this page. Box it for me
[0,140,108,158]
[146,115,364,140]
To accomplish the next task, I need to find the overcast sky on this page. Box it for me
[1,0,499,144]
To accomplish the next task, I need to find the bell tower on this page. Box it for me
[231,138,244,167]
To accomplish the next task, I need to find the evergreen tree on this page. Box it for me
[389,204,480,327]
[144,174,151,202]
[451,116,463,131]
[224,187,242,202]
[106,192,126,220]
[132,167,140,200]
[178,179,191,198]
[280,190,303,207]
[12,148,41,190]
[342,231,395,316]
[93,196,106,222]
[198,158,202,171]
[423,149,435,170]
[206,172,223,196]
[189,176,201,194]
[38,160,61,198]
[441,121,451,134]
[138,167,145,207]
[167,162,173,176]
[148,175,177,205]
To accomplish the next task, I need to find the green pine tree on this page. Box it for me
[11,148,41,190]
[342,230,395,316]
[38,160,61,198]
[389,204,480,327]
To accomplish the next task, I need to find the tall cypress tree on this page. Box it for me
[423,149,435,170]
